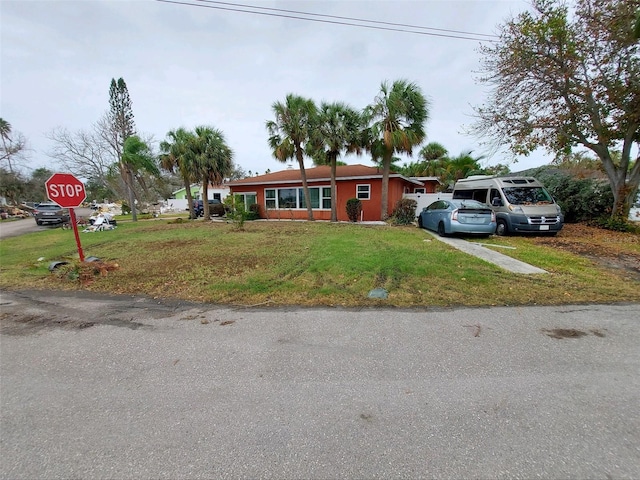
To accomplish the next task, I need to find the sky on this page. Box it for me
[1,0,551,177]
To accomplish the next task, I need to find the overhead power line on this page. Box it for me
[155,0,498,42]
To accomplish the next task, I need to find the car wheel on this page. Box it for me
[417,216,423,228]
[495,219,508,236]
[36,220,42,226]
[437,221,447,237]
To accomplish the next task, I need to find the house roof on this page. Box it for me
[227,164,425,187]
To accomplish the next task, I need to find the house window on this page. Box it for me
[278,188,297,208]
[356,184,370,200]
[414,188,425,194]
[265,189,276,209]
[264,187,331,209]
[234,193,257,208]
[322,187,331,209]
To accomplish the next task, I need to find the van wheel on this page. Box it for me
[437,222,447,237]
[496,219,508,236]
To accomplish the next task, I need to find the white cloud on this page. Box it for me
[1,0,549,177]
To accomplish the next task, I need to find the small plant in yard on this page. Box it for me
[346,198,362,222]
[390,198,417,225]
[224,197,251,230]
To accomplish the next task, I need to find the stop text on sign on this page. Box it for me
[47,183,85,199]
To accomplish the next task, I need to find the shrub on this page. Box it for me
[390,198,418,225]
[589,215,639,233]
[346,198,362,222]
[248,203,260,220]
[535,170,613,223]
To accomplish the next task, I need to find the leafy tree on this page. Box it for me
[47,121,114,191]
[0,118,27,173]
[266,94,318,221]
[534,167,614,222]
[0,168,27,204]
[308,102,363,222]
[27,167,54,203]
[364,80,429,220]
[473,0,640,220]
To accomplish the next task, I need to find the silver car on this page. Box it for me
[34,203,70,226]
[418,199,496,237]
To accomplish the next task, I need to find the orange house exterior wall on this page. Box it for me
[230,176,420,221]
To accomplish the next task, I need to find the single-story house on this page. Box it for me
[227,164,439,221]
[172,184,230,201]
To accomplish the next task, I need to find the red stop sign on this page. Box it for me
[45,173,87,208]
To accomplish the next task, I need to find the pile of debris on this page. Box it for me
[0,205,32,220]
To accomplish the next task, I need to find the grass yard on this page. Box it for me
[0,220,638,307]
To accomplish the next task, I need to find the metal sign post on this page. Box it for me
[45,173,87,262]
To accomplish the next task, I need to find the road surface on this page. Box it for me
[0,207,93,239]
[1,290,639,479]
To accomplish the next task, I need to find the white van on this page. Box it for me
[452,175,564,235]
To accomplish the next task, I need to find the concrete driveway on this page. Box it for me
[1,290,638,479]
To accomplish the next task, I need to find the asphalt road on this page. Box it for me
[1,290,639,479]
[0,207,93,239]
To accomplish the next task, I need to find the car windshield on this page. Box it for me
[37,204,61,210]
[502,187,553,205]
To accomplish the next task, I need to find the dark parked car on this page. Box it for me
[418,199,496,237]
[191,199,226,218]
[33,203,70,226]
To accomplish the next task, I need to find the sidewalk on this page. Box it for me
[424,231,548,274]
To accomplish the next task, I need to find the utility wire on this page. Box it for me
[155,0,497,42]
[197,0,499,39]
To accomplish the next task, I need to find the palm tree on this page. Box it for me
[445,151,484,184]
[120,136,160,221]
[364,80,429,220]
[191,126,233,219]
[419,142,448,162]
[0,118,15,173]
[160,128,199,219]
[266,94,317,221]
[308,102,363,222]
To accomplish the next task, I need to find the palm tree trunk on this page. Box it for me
[297,148,314,221]
[202,180,210,220]
[380,154,391,221]
[127,169,137,222]
[330,157,337,222]
[184,180,195,219]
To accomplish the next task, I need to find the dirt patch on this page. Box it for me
[0,310,148,336]
[532,223,640,281]
[541,327,607,339]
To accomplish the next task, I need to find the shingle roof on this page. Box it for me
[227,164,424,186]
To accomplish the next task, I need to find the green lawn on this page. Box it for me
[0,219,638,307]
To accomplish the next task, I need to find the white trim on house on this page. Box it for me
[232,173,425,187]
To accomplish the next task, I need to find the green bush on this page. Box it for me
[589,215,639,233]
[390,198,418,225]
[535,170,613,223]
[248,203,260,220]
[346,198,362,222]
